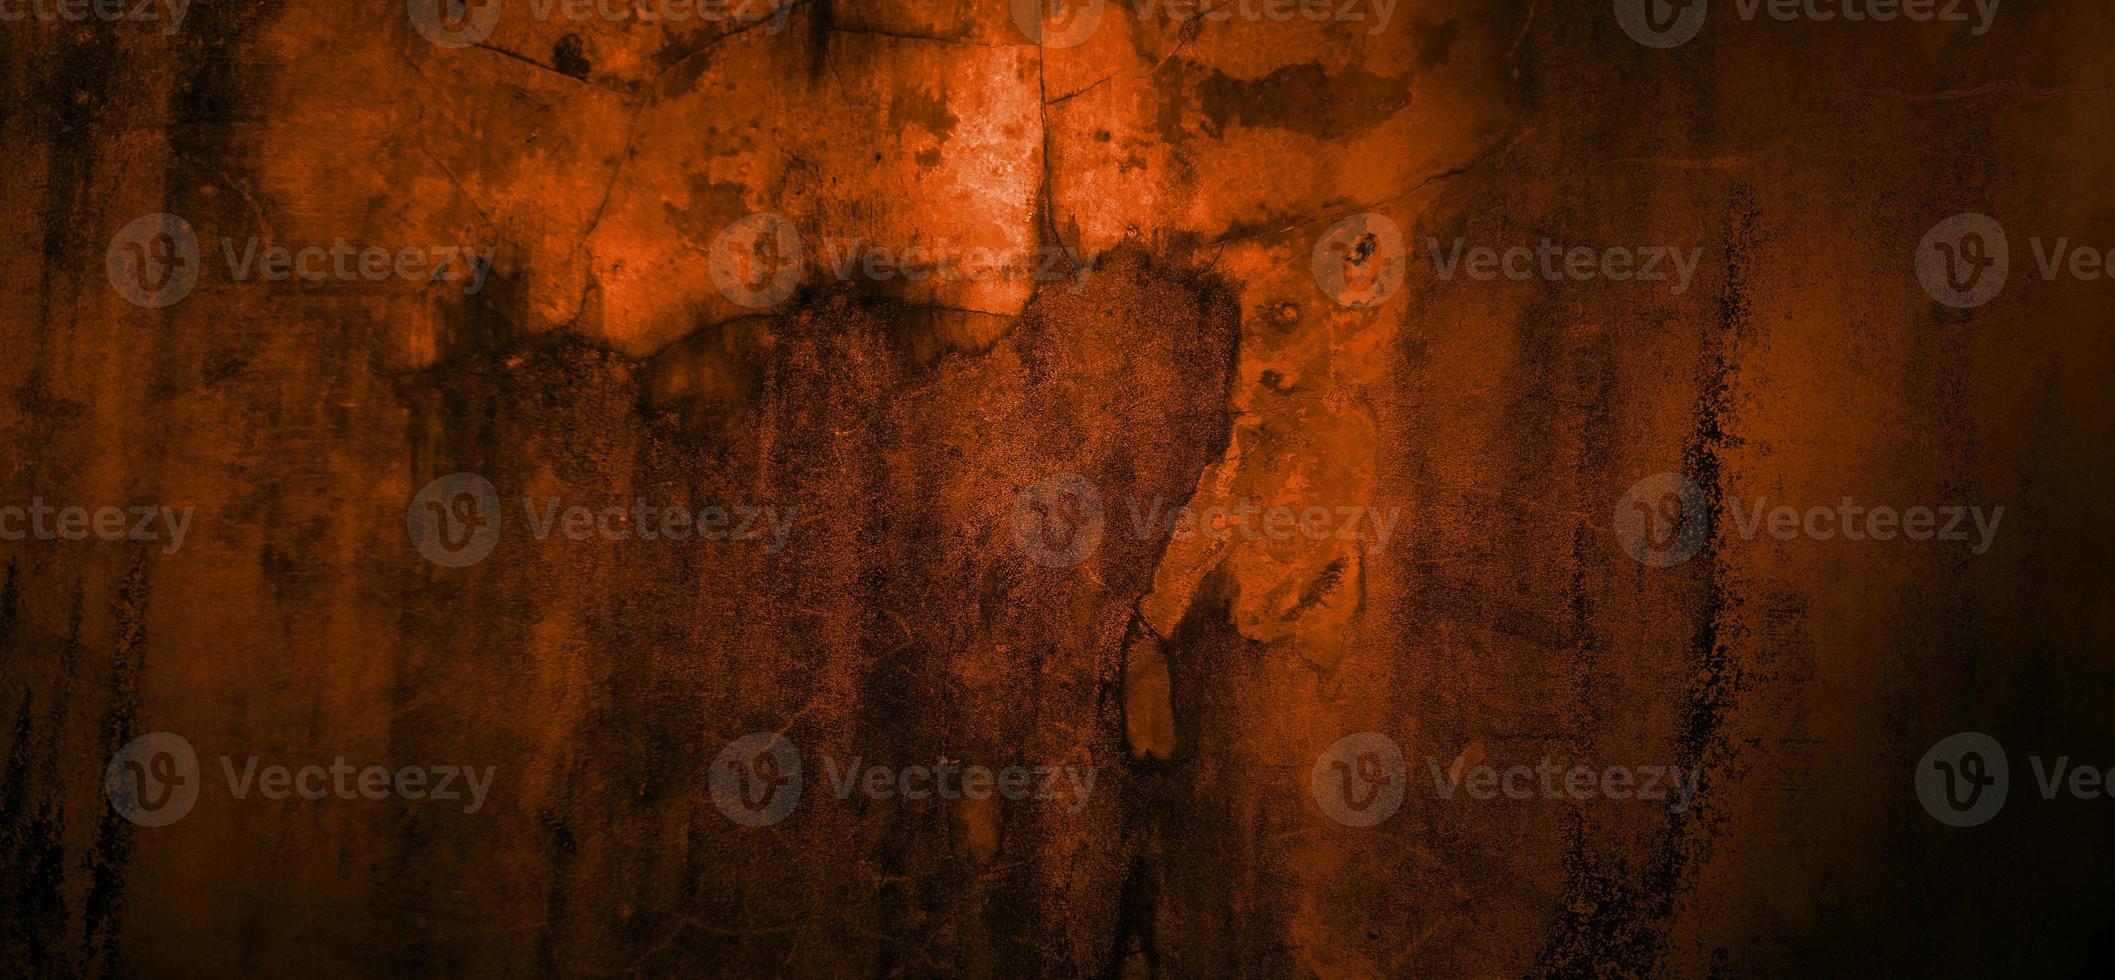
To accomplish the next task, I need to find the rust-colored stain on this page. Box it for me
[5,0,2113,976]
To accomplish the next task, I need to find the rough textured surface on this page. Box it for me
[4,0,2114,976]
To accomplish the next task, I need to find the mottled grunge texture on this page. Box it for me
[4,0,2115,976]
